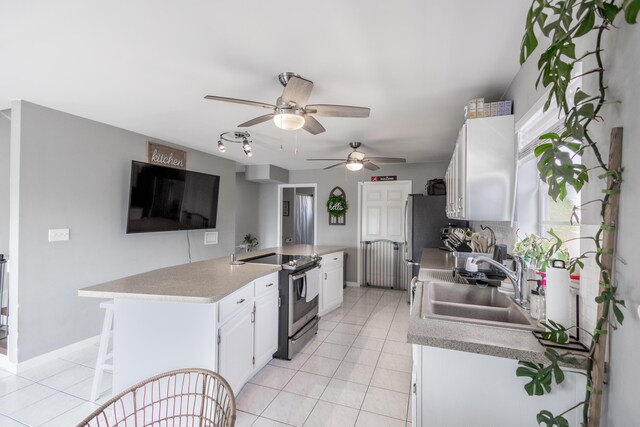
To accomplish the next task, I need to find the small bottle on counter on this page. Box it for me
[528,278,543,319]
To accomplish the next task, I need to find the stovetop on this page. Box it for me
[243,253,320,271]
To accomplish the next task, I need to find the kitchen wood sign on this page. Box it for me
[147,142,187,169]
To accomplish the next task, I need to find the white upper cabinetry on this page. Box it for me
[445,115,515,221]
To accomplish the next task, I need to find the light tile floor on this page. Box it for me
[0,343,111,426]
[0,287,411,427]
[237,287,412,427]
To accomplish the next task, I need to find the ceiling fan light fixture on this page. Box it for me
[346,159,363,171]
[273,108,305,131]
[217,140,226,153]
[243,147,253,157]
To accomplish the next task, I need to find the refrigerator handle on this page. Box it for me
[403,197,410,260]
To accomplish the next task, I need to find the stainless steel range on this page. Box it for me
[243,253,322,360]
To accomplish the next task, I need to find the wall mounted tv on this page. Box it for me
[126,161,220,233]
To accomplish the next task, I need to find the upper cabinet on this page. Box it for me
[445,115,515,221]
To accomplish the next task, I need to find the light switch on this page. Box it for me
[48,228,70,242]
[204,231,218,245]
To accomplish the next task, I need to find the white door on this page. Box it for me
[253,291,279,368]
[361,181,412,241]
[218,305,253,394]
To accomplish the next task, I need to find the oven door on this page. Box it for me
[288,264,320,336]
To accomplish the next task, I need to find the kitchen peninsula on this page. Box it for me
[79,245,345,394]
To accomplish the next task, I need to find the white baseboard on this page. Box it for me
[346,281,360,287]
[16,335,101,373]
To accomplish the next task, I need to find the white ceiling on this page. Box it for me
[0,0,530,170]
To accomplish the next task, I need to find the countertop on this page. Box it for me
[408,248,559,364]
[78,245,346,304]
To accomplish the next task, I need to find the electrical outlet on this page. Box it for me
[204,231,218,245]
[48,228,70,242]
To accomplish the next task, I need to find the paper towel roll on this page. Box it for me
[545,260,571,327]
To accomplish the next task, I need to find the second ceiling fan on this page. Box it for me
[307,142,406,171]
[205,72,370,135]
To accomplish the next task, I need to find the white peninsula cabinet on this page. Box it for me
[319,251,344,315]
[112,271,279,395]
[218,271,279,393]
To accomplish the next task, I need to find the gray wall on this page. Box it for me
[258,163,448,282]
[504,24,640,426]
[235,172,260,247]
[598,24,640,427]
[13,101,237,362]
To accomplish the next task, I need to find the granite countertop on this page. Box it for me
[408,247,560,365]
[79,245,346,304]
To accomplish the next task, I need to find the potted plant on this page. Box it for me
[243,234,258,251]
[513,231,569,272]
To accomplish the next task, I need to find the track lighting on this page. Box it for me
[218,131,255,157]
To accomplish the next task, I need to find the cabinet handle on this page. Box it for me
[333,257,339,261]
[325,273,328,280]
[236,298,245,304]
[266,283,274,287]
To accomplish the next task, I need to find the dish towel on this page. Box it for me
[306,268,320,303]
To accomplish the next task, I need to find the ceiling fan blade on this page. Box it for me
[238,114,274,127]
[324,162,347,170]
[204,95,275,110]
[282,76,314,107]
[302,115,326,135]
[305,104,370,118]
[307,159,345,161]
[363,161,380,171]
[365,157,407,164]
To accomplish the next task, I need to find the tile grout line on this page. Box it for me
[353,290,396,426]
[297,286,372,426]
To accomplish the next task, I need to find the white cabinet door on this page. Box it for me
[218,305,253,394]
[456,124,467,219]
[254,290,279,369]
[320,252,344,314]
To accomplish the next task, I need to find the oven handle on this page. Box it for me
[291,264,321,282]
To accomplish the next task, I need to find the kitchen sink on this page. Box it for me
[421,281,539,331]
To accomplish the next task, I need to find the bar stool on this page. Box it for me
[90,301,113,402]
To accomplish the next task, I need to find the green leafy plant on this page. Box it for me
[242,233,258,248]
[326,194,349,217]
[517,1,638,425]
[513,231,569,271]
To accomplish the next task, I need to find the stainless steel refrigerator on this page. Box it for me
[403,194,466,300]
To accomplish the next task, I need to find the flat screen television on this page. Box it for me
[126,161,220,233]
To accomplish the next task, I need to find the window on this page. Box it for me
[539,153,581,257]
[515,64,583,258]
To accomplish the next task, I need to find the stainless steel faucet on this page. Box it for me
[470,254,529,309]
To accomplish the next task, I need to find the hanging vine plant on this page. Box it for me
[516,1,638,426]
[326,193,349,217]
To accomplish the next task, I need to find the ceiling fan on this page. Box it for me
[307,142,406,171]
[204,72,370,135]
